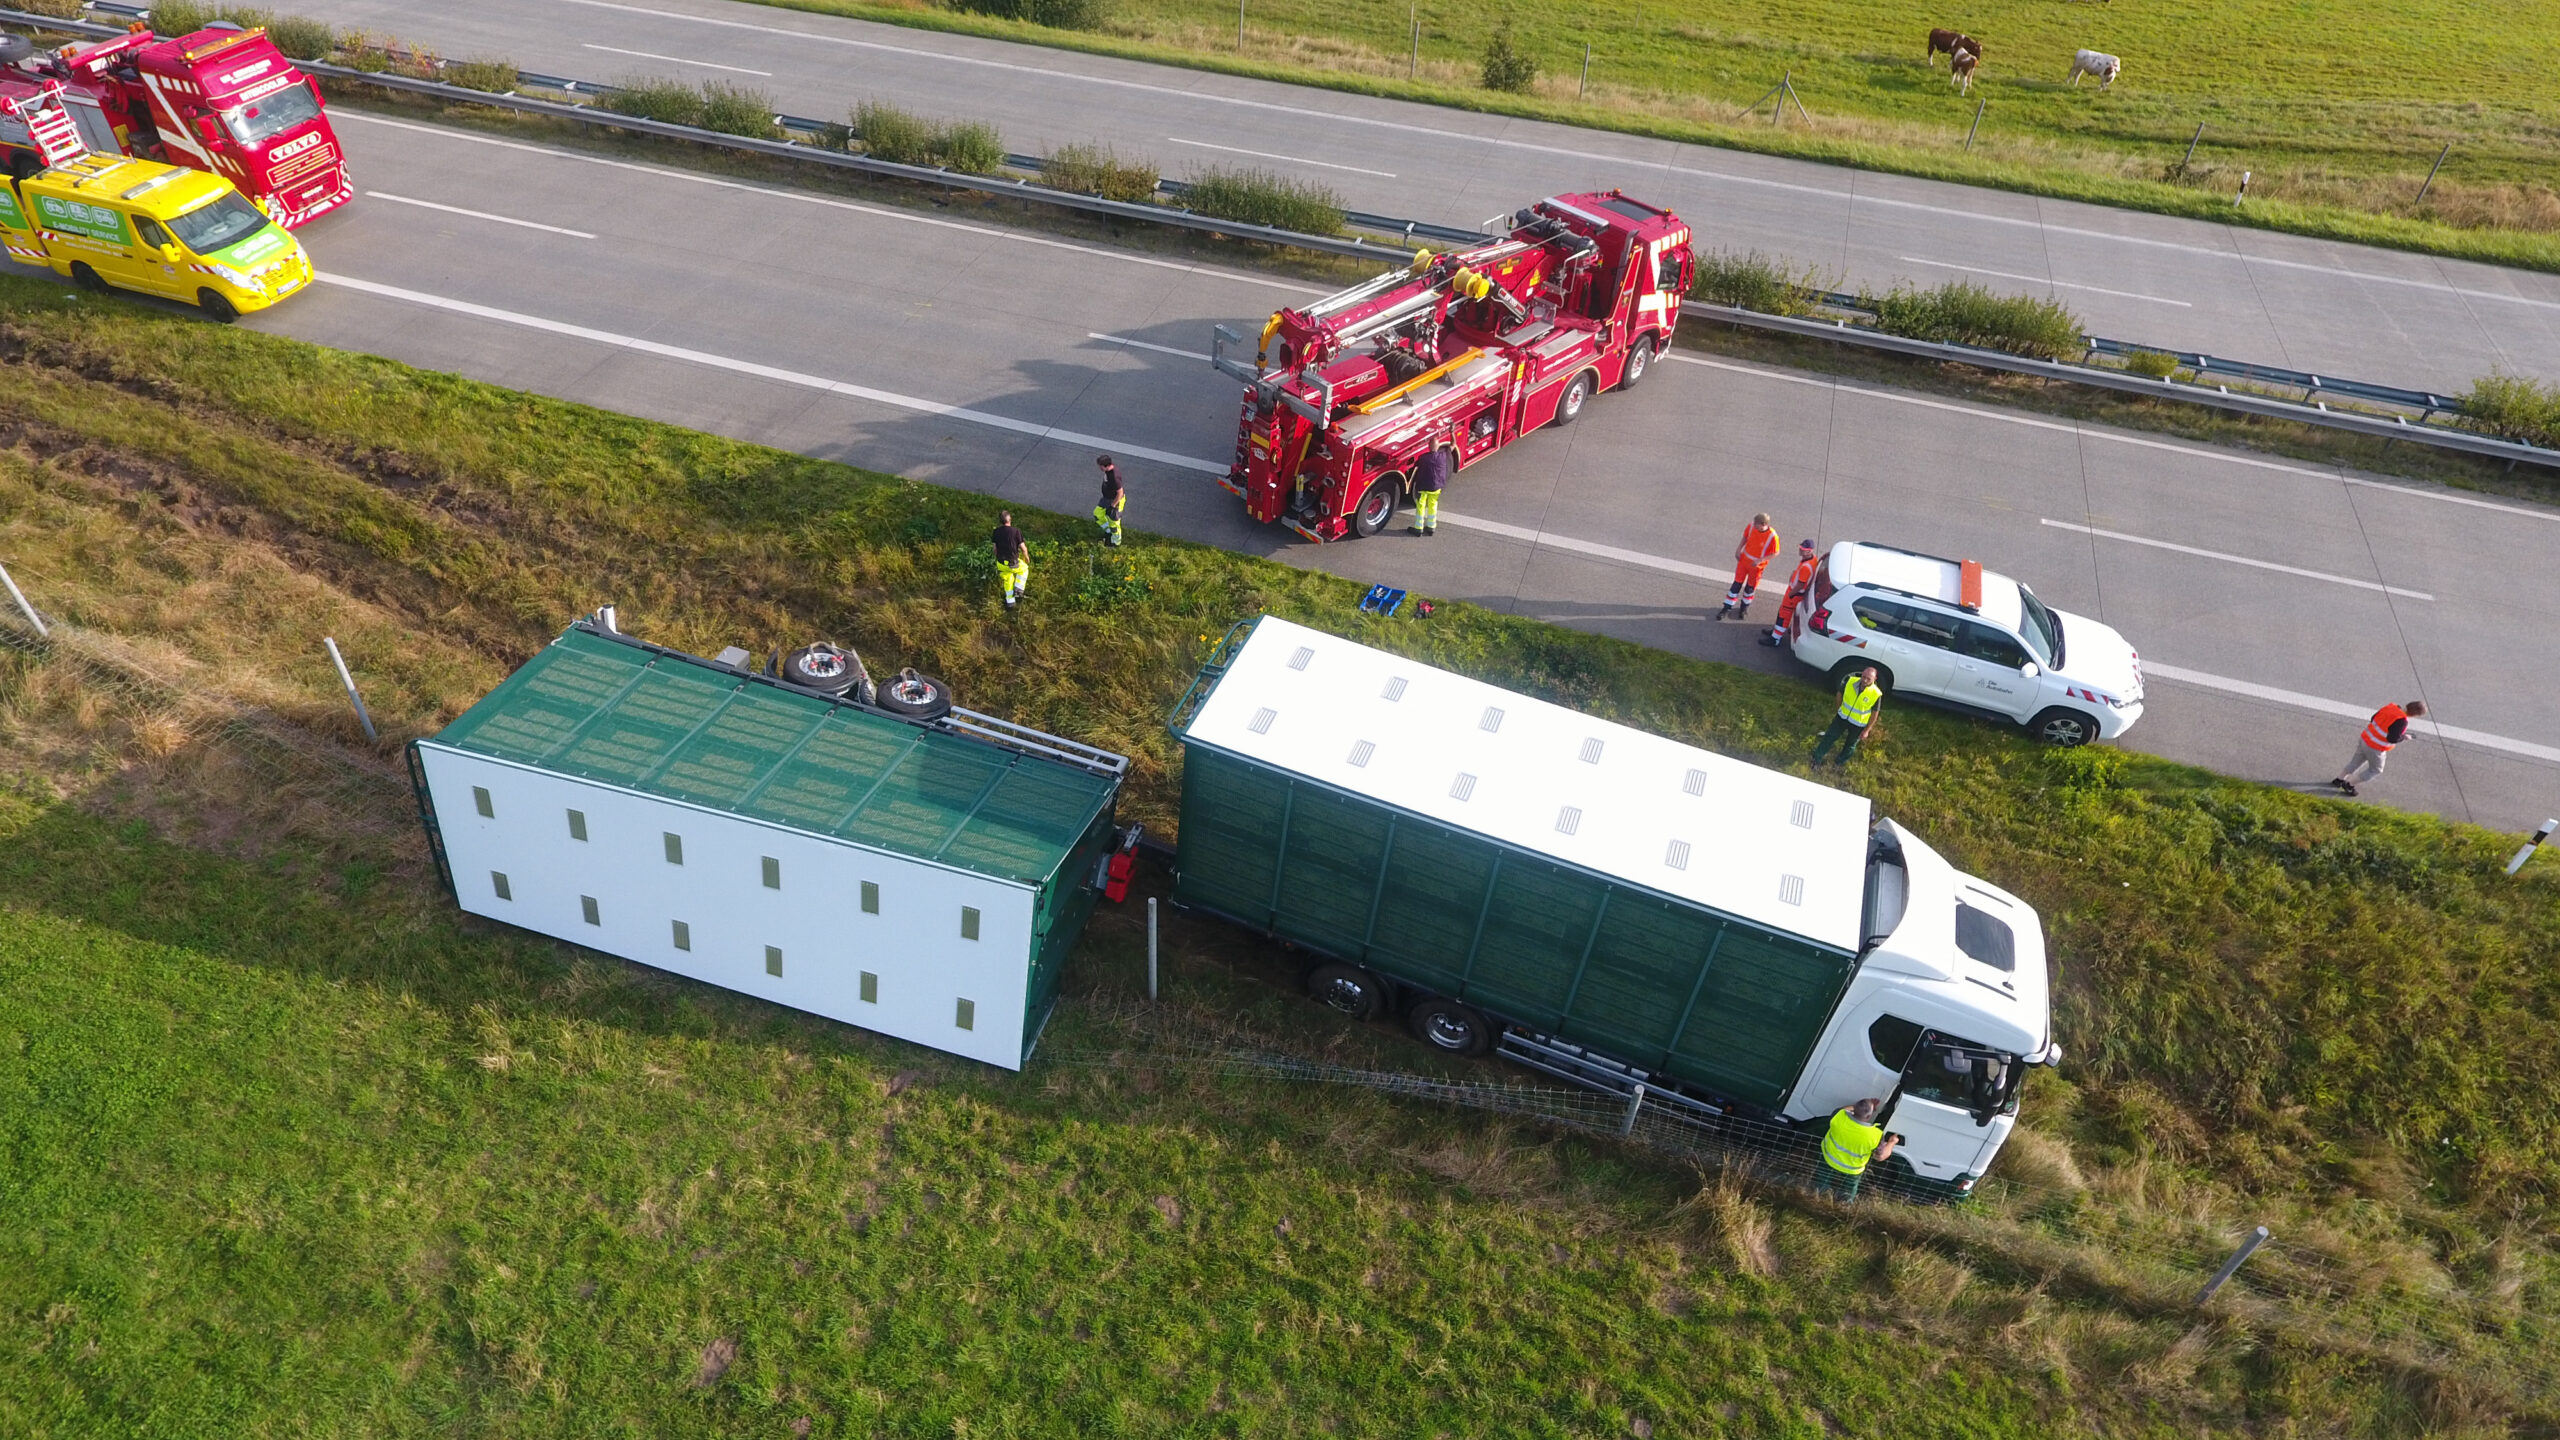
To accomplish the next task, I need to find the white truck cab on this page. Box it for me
[1791,541,2144,747]
[1785,819,2058,1193]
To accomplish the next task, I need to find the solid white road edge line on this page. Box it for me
[1666,352,2560,524]
[337,113,1324,295]
[364,191,597,238]
[2142,664,2560,765]
[1897,256,2192,307]
[582,42,772,74]
[2040,519,2433,600]
[550,0,2560,313]
[1089,332,1212,361]
[1167,137,1395,178]
[314,273,1228,474]
[1431,513,1717,581]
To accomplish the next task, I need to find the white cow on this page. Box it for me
[2067,48,2121,87]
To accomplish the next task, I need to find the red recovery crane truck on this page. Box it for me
[1209,191,1692,542]
[1,23,350,227]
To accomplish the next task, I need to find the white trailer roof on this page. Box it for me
[1181,616,1873,951]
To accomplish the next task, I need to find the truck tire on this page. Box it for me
[1550,370,1596,426]
[2030,707,2097,747]
[1350,476,1400,538]
[70,263,109,295]
[1306,962,1385,1022]
[197,289,239,324]
[876,668,953,721]
[1617,337,1655,391]
[1406,995,1493,1057]
[782,642,863,696]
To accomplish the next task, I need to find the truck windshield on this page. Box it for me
[221,81,322,147]
[2015,585,2064,668]
[165,191,268,254]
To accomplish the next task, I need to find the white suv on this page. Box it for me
[1788,542,2144,745]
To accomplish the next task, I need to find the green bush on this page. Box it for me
[2460,371,2560,449]
[1481,29,1538,93]
[695,81,780,139]
[2122,348,2181,380]
[935,119,1007,175]
[1180,166,1343,235]
[264,15,335,60]
[947,0,1107,29]
[143,1,218,32]
[11,0,90,18]
[1688,248,1829,316]
[1865,280,2087,361]
[1043,143,1161,203]
[601,76,706,128]
[851,102,1005,172]
[441,57,520,94]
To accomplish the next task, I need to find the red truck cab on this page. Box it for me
[1211,192,1692,541]
[8,24,349,227]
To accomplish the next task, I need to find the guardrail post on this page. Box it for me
[0,561,47,638]
[324,636,378,742]
[2195,1226,2270,1306]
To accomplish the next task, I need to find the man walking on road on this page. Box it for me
[1810,666,1883,766]
[2333,698,2428,796]
[1092,456,1126,547]
[992,511,1029,609]
[1406,437,1450,536]
[1761,538,1820,648]
[1718,513,1781,619]
[1815,1097,1899,1202]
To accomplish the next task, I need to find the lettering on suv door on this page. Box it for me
[1954,620,2036,717]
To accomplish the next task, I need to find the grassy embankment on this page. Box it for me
[689,0,2560,277]
[2,271,2558,1433]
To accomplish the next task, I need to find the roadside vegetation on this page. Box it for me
[1039,142,1161,202]
[1177,164,1343,233]
[600,76,784,140]
[2462,372,2560,451]
[849,98,1005,173]
[3,273,2559,1432]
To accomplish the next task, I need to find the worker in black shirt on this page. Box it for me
[1406,439,1451,536]
[992,511,1029,608]
[1093,455,1126,547]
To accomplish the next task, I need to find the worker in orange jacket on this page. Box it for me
[1761,538,1820,647]
[1718,513,1782,619]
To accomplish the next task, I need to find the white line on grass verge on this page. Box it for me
[1898,256,2192,307]
[2040,519,2433,599]
[337,113,1324,296]
[2143,663,2560,764]
[365,191,596,238]
[582,42,771,74]
[1168,137,1395,177]
[315,273,1228,474]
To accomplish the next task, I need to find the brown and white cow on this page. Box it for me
[1951,45,1980,93]
[1926,28,1979,66]
[2066,48,2121,87]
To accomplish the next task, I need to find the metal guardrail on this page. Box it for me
[6,6,2552,471]
[1692,304,2560,469]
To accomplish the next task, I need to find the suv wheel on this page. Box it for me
[2031,707,2097,747]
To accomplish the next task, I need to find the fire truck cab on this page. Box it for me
[1212,191,1691,542]
[3,24,349,227]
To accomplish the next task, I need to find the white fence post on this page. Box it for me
[0,562,48,638]
[323,637,378,742]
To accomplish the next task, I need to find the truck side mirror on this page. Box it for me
[159,242,181,263]
[195,115,223,146]
[2020,662,2040,678]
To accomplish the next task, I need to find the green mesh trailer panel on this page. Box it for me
[435,627,1116,887]
[1173,745,1856,1110]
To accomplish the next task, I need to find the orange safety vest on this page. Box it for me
[2360,704,2411,751]
[1781,554,1818,602]
[1735,523,1780,571]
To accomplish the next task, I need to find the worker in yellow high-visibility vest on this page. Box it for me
[1815,1097,1900,1202]
[1810,666,1883,767]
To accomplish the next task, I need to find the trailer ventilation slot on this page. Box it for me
[1479,706,1505,733]
[1287,645,1315,671]
[1347,739,1376,768]
[1665,839,1692,870]
[1555,805,1583,835]
[1450,772,1479,801]
[1778,874,1806,906]
[1579,737,1605,764]
[1682,769,1707,797]
[1790,800,1816,829]
[1248,706,1278,734]
[1381,675,1409,702]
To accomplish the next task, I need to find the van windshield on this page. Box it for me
[165,191,269,254]
[221,81,322,147]
[2015,585,2064,668]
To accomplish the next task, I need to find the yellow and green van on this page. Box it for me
[0,153,311,320]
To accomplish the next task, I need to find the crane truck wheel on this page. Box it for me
[1406,995,1493,1057]
[1551,370,1597,426]
[1351,476,1401,538]
[1617,337,1655,391]
[1306,962,1386,1022]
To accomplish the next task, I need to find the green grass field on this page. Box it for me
[709,0,2560,271]
[4,269,2559,1433]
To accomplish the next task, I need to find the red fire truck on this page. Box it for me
[1209,191,1692,542]
[1,23,349,227]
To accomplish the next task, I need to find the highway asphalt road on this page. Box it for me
[37,110,2552,834]
[279,0,2560,396]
